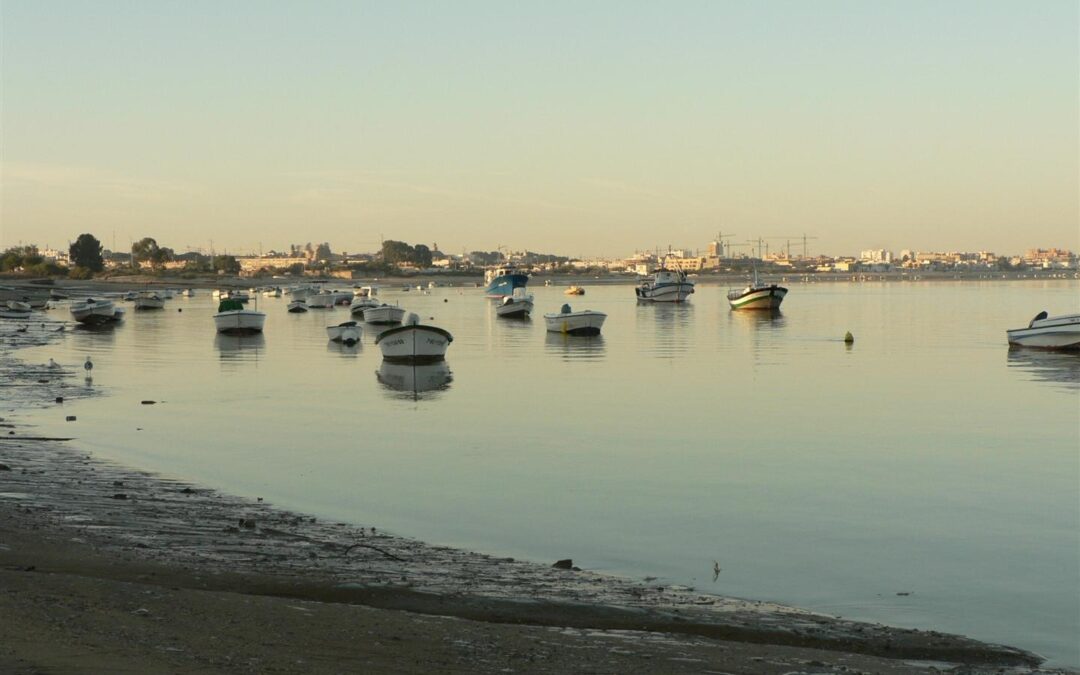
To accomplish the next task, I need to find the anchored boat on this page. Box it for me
[1007,311,1080,350]
[727,270,787,311]
[635,268,694,303]
[326,320,362,345]
[213,298,266,335]
[496,288,534,318]
[375,313,453,363]
[484,265,529,298]
[544,303,606,336]
[363,304,406,325]
[70,298,124,326]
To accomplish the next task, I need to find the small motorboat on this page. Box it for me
[635,268,694,303]
[287,299,308,313]
[134,291,165,310]
[727,269,787,310]
[363,304,406,325]
[375,313,453,363]
[544,303,606,336]
[326,320,362,345]
[70,297,123,325]
[213,298,266,335]
[564,285,585,295]
[496,288,534,318]
[263,287,282,298]
[1007,311,1080,350]
[306,290,335,309]
[180,288,196,297]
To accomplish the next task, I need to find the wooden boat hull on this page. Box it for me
[727,285,787,310]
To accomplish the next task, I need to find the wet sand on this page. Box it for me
[0,320,1063,673]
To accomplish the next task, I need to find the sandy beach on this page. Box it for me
[0,315,1066,674]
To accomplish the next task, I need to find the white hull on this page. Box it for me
[728,285,787,310]
[376,324,453,363]
[263,288,282,298]
[1007,313,1080,349]
[544,310,607,336]
[326,322,362,344]
[636,269,694,303]
[214,310,266,335]
[349,298,379,316]
[306,293,335,308]
[70,299,120,325]
[497,291,534,318]
[0,301,32,319]
[363,305,406,325]
[134,295,165,310]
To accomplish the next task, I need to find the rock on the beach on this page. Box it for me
[0,463,11,471]
[552,559,574,570]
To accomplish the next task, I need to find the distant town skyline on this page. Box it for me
[2,2,1077,257]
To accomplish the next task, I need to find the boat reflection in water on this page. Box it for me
[1007,347,1080,390]
[327,339,361,358]
[543,332,606,361]
[214,333,265,366]
[376,360,452,400]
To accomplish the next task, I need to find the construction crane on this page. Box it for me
[766,234,819,259]
[710,232,736,258]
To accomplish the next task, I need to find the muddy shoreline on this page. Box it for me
[0,321,1063,673]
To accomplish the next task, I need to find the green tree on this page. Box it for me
[314,242,332,260]
[69,234,104,272]
[150,246,174,268]
[412,244,433,268]
[381,240,413,265]
[212,255,240,274]
[131,237,160,264]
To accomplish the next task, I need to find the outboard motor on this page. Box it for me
[561,303,571,314]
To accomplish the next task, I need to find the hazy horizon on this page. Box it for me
[2,1,1077,257]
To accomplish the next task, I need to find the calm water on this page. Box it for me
[21,280,1080,666]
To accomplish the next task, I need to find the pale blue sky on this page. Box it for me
[2,1,1077,257]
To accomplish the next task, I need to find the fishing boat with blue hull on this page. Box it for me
[483,265,529,298]
[635,268,695,303]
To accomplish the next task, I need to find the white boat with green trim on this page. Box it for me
[727,270,787,311]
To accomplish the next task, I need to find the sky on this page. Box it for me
[1,1,1077,258]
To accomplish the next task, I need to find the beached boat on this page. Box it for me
[134,291,165,310]
[496,287,534,318]
[544,303,606,336]
[287,299,308,313]
[0,300,33,319]
[375,313,453,363]
[635,268,694,303]
[326,320,362,345]
[363,304,406,325]
[727,270,787,311]
[484,265,529,298]
[70,298,124,326]
[564,285,585,295]
[213,298,266,335]
[1006,311,1080,350]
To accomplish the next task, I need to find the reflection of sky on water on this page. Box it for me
[16,280,1080,667]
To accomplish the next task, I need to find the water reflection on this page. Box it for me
[327,340,362,358]
[729,308,785,328]
[376,360,452,399]
[544,332,606,360]
[214,333,265,366]
[1007,347,1080,390]
[638,303,693,358]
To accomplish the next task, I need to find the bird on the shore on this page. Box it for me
[84,357,93,373]
[48,358,61,369]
